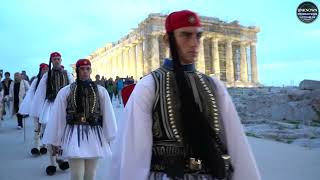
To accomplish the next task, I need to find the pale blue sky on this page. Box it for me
[0,0,319,86]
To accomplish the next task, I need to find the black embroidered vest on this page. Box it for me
[46,69,69,102]
[66,82,102,126]
[150,66,230,176]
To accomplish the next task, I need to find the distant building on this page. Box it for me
[72,13,260,87]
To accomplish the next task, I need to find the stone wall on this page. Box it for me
[229,80,320,148]
[229,87,320,123]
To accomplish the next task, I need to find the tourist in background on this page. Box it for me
[21,70,30,83]
[1,72,13,118]
[8,72,29,129]
[0,80,3,123]
[94,74,105,87]
[106,78,114,102]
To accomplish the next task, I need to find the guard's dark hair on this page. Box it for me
[35,67,42,91]
[75,67,97,113]
[75,68,83,113]
[45,57,53,100]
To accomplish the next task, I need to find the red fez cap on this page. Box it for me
[165,10,201,33]
[39,63,49,70]
[76,59,91,67]
[50,52,61,59]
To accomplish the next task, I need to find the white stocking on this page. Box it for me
[33,118,40,148]
[48,145,57,166]
[69,158,85,180]
[84,159,99,180]
[40,123,46,148]
[69,158,99,180]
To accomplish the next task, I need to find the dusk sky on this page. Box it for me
[0,0,319,86]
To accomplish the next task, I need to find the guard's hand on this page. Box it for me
[51,145,59,155]
[36,126,41,135]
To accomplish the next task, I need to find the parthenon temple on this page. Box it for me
[73,13,260,87]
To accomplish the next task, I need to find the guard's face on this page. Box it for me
[41,67,49,75]
[78,65,92,80]
[174,26,203,64]
[14,73,21,81]
[51,56,62,67]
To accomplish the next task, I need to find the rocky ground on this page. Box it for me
[229,79,320,148]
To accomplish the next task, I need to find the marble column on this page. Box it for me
[160,35,169,63]
[91,60,96,78]
[150,34,160,71]
[128,44,136,79]
[197,37,206,73]
[114,53,119,78]
[91,61,95,78]
[226,39,234,83]
[136,41,144,78]
[127,46,133,77]
[143,40,150,74]
[112,54,116,78]
[115,48,124,76]
[123,48,130,77]
[107,55,112,78]
[165,46,170,59]
[118,48,125,77]
[240,41,248,83]
[250,42,258,84]
[97,60,102,76]
[211,38,220,79]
